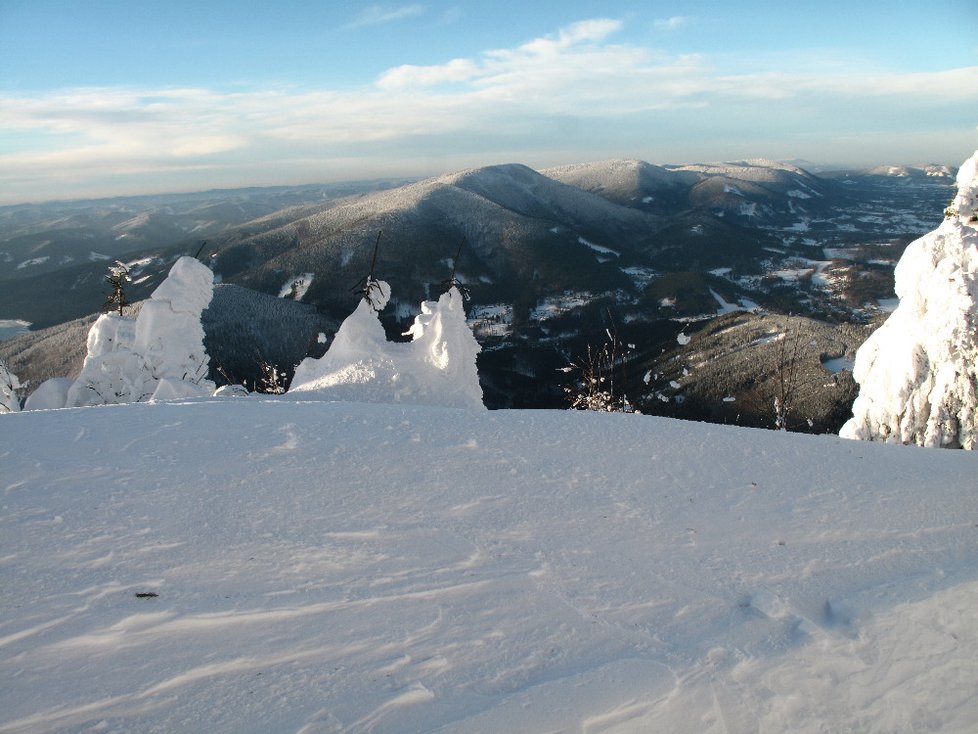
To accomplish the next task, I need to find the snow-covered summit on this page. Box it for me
[543,158,695,190]
[864,163,957,179]
[256,163,657,266]
[541,159,701,208]
[841,149,978,447]
[672,158,820,186]
[2,399,977,731]
[431,162,660,226]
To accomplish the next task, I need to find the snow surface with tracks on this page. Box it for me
[2,399,977,733]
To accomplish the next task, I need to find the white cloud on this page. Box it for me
[344,4,424,29]
[654,16,689,32]
[712,66,978,100]
[556,18,623,46]
[378,58,479,90]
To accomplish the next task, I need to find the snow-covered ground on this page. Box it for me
[577,237,620,262]
[708,288,759,315]
[2,399,976,733]
[279,273,315,301]
[530,291,592,321]
[16,256,50,270]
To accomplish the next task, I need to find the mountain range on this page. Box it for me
[0,158,955,425]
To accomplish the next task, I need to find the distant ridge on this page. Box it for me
[1,156,956,420]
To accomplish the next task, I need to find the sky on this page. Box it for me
[1,0,977,204]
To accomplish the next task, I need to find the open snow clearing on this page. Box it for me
[2,399,976,732]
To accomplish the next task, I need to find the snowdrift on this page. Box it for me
[2,400,976,732]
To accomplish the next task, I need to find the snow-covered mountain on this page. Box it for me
[1,159,954,329]
[541,159,699,214]
[2,398,976,732]
[548,158,832,228]
[4,158,976,728]
[0,180,413,281]
[0,157,957,420]
[862,163,956,180]
[208,163,662,322]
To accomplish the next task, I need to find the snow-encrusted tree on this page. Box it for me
[403,286,484,409]
[132,256,215,401]
[289,279,395,401]
[289,282,485,410]
[840,149,978,448]
[66,256,216,407]
[64,312,144,406]
[0,358,23,413]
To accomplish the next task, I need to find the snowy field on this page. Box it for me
[2,399,977,733]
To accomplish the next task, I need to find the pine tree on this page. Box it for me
[104,261,131,316]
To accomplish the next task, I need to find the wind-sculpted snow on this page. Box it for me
[1,401,976,732]
[289,283,485,410]
[842,150,978,448]
[64,256,215,407]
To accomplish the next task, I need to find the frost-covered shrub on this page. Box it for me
[563,343,618,412]
[562,328,636,413]
[256,357,289,394]
[289,282,484,409]
[841,150,978,448]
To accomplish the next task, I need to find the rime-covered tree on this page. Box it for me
[841,149,978,448]
[0,358,22,413]
[66,256,216,407]
[289,282,484,410]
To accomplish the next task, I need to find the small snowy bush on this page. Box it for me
[563,342,618,412]
[256,357,289,394]
[563,327,635,413]
[23,377,74,411]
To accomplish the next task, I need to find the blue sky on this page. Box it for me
[1,0,976,204]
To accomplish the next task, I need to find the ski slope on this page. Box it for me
[2,399,977,732]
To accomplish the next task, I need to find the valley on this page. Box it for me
[0,159,955,429]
